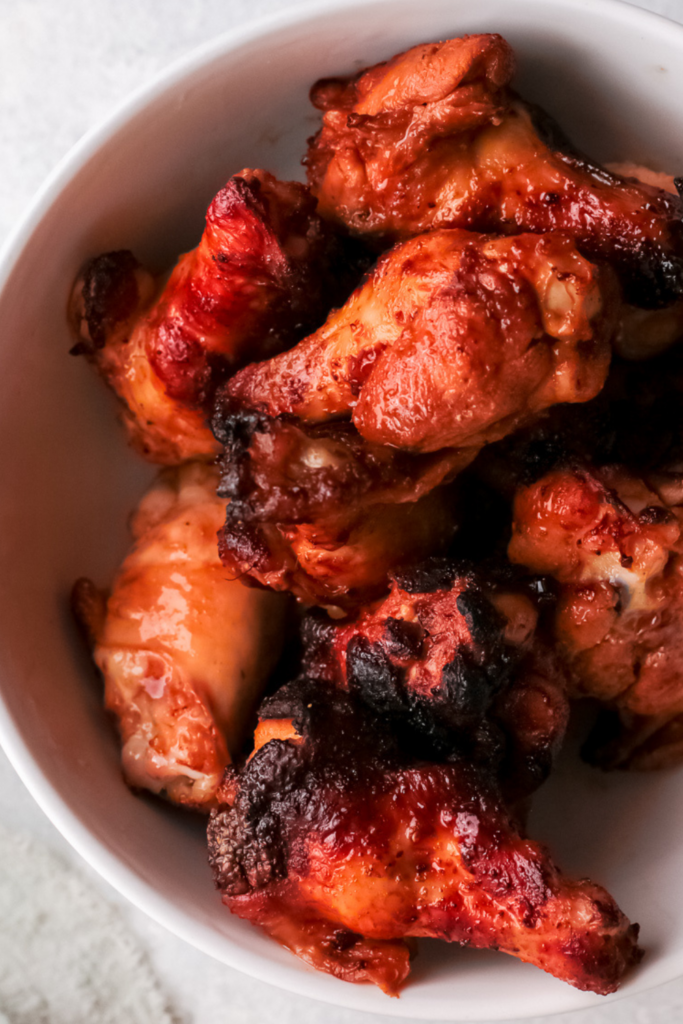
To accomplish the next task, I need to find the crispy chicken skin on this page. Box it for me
[508,464,683,767]
[306,34,683,307]
[227,228,616,453]
[72,463,288,808]
[208,681,641,995]
[300,558,569,801]
[69,170,359,463]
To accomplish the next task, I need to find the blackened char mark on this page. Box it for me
[300,612,345,683]
[345,635,407,717]
[456,586,504,648]
[70,250,141,353]
[441,651,505,724]
[393,556,466,594]
[344,635,505,764]
[212,396,268,502]
[525,95,683,309]
[383,617,425,660]
[208,742,304,896]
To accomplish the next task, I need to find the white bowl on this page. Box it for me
[1,0,683,1018]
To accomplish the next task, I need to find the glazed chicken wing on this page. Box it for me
[508,463,683,768]
[208,680,641,995]
[69,170,361,463]
[217,228,614,605]
[72,462,288,807]
[228,228,616,453]
[306,34,683,307]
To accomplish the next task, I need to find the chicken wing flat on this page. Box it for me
[306,34,683,307]
[208,680,641,995]
[508,463,683,767]
[227,228,616,453]
[69,170,361,463]
[72,463,288,808]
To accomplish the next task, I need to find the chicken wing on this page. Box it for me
[306,34,683,307]
[72,462,288,808]
[217,227,614,605]
[208,679,641,995]
[69,170,361,463]
[216,470,459,609]
[211,406,466,607]
[227,228,616,453]
[299,557,568,800]
[508,463,683,767]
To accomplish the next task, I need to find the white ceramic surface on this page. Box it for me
[1,0,683,1018]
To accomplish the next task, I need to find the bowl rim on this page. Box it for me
[2,0,683,1018]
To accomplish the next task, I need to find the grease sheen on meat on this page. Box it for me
[72,463,288,807]
[208,683,641,995]
[228,228,617,453]
[509,464,683,768]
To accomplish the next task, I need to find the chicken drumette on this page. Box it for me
[69,170,362,463]
[306,34,683,308]
[300,557,568,802]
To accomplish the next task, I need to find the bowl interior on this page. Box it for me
[1,0,683,1018]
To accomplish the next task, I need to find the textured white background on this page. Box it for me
[2,0,683,1021]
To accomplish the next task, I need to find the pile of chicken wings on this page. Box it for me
[69,32,683,997]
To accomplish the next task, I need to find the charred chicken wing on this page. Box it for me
[212,410,464,607]
[306,34,683,307]
[208,680,641,995]
[300,557,569,800]
[72,462,288,807]
[69,170,360,463]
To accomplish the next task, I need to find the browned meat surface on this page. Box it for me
[208,681,642,994]
[227,228,616,452]
[508,463,683,768]
[69,170,363,462]
[306,34,683,308]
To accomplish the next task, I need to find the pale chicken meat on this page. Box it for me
[73,463,288,807]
